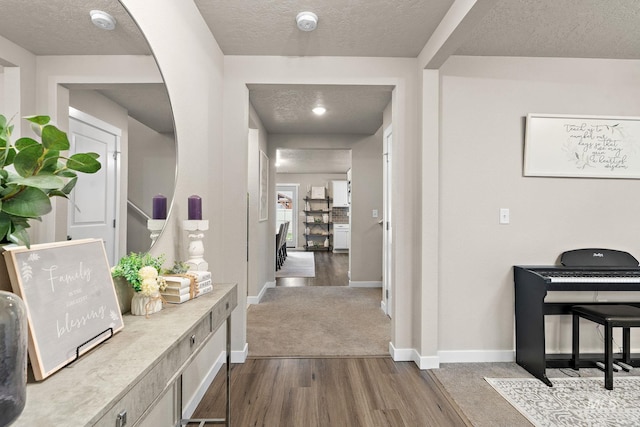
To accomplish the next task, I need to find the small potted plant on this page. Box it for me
[111,252,167,316]
[0,114,101,247]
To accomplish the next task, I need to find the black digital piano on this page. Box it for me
[514,248,640,386]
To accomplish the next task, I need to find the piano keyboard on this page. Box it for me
[537,270,640,283]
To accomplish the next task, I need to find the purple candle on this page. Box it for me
[188,195,202,220]
[152,194,167,219]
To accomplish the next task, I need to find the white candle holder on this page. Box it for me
[182,220,209,271]
[147,219,166,245]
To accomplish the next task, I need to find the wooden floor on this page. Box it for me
[276,250,349,287]
[188,358,472,427]
[188,252,470,426]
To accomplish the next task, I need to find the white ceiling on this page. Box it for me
[3,0,640,171]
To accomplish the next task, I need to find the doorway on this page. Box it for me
[67,108,120,265]
[275,184,297,247]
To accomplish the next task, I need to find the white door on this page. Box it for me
[67,110,120,265]
[382,125,393,317]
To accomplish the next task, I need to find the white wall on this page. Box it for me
[127,117,176,254]
[434,56,640,360]
[248,105,273,299]
[0,34,37,138]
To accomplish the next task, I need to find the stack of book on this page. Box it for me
[161,271,212,304]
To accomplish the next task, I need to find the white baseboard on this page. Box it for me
[388,344,517,370]
[380,300,387,312]
[182,351,226,419]
[437,350,515,363]
[389,342,440,369]
[231,343,248,363]
[247,281,275,305]
[349,280,382,288]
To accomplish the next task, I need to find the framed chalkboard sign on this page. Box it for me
[524,113,640,178]
[3,238,124,381]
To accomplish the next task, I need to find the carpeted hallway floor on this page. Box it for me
[247,286,390,357]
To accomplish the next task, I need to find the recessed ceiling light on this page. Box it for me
[90,10,117,31]
[312,106,326,115]
[296,11,318,32]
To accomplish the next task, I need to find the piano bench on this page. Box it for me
[571,304,640,390]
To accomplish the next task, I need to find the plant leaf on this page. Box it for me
[13,144,44,177]
[41,125,69,150]
[0,212,10,243]
[15,137,38,151]
[47,190,69,198]
[24,115,50,126]
[2,187,52,218]
[60,176,78,194]
[3,148,15,166]
[57,170,77,178]
[10,175,65,190]
[8,226,31,248]
[67,153,102,173]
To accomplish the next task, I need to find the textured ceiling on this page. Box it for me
[276,149,351,174]
[455,0,640,59]
[249,84,393,135]
[0,0,150,55]
[194,0,455,57]
[0,0,170,134]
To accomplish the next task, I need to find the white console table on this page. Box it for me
[12,283,237,427]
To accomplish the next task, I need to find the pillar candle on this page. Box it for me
[188,195,202,220]
[152,194,167,219]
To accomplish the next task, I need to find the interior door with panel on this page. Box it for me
[67,110,120,265]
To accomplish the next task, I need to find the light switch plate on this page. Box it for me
[372,209,378,218]
[499,208,510,224]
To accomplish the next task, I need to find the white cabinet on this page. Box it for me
[332,180,349,207]
[333,224,350,250]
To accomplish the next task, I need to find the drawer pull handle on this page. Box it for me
[190,335,196,346]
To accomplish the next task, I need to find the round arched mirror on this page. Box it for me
[0,0,177,265]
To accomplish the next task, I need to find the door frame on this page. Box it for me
[68,107,122,264]
[382,124,393,317]
[276,183,299,248]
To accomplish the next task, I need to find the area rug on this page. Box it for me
[275,251,315,278]
[247,287,390,357]
[485,376,640,427]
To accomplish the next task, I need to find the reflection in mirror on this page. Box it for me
[0,0,176,264]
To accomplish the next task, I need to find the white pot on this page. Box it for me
[131,292,163,316]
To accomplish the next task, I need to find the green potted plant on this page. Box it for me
[0,114,101,247]
[111,252,167,316]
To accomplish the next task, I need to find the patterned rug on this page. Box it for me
[486,377,640,426]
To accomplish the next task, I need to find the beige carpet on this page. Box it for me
[247,287,390,357]
[431,362,640,427]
